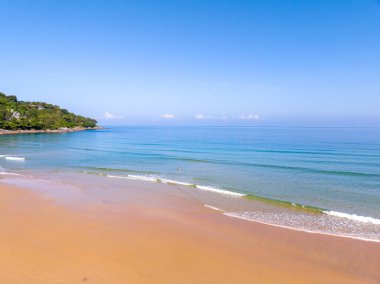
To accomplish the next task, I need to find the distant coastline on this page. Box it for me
[1,92,99,131]
[0,126,102,135]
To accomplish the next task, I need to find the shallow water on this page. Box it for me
[1,126,380,241]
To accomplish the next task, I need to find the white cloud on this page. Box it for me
[103,111,122,120]
[195,114,216,120]
[161,114,175,119]
[238,114,260,121]
[195,114,205,120]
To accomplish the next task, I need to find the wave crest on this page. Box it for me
[325,211,380,225]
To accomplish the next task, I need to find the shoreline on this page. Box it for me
[0,178,379,283]
[92,172,380,242]
[3,171,380,242]
[0,126,102,135]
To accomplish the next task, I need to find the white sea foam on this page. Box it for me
[0,172,20,176]
[204,204,224,212]
[196,185,246,197]
[108,175,194,186]
[5,156,26,161]
[106,174,125,179]
[223,212,380,243]
[107,174,158,182]
[104,174,246,197]
[159,178,194,186]
[325,211,380,225]
[128,175,158,182]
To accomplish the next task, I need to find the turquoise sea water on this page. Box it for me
[1,126,380,241]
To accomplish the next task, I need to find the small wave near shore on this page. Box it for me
[80,171,380,242]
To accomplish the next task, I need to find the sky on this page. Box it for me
[1,0,380,126]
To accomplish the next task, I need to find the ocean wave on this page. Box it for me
[175,158,212,163]
[0,172,20,176]
[175,157,380,178]
[83,171,380,228]
[83,161,379,179]
[195,185,246,197]
[232,161,380,178]
[158,178,194,186]
[82,171,107,176]
[102,173,245,197]
[159,178,246,197]
[223,212,380,243]
[4,156,26,161]
[107,174,158,182]
[325,211,380,225]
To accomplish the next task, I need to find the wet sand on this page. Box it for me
[0,182,379,283]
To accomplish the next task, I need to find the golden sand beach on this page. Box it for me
[0,182,379,283]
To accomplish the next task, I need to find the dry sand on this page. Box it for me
[0,182,379,283]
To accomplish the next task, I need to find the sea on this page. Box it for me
[1,126,379,241]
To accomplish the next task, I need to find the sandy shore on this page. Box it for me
[0,182,379,283]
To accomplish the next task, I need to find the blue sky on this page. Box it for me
[1,0,380,126]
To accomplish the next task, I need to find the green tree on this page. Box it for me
[0,92,98,130]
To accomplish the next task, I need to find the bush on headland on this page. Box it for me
[0,92,97,130]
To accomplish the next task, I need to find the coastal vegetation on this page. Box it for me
[0,92,97,130]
